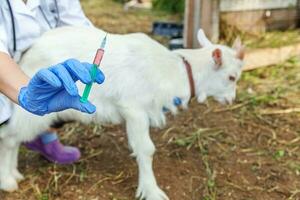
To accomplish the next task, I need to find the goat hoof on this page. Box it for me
[0,176,18,192]
[12,169,24,182]
[136,184,169,200]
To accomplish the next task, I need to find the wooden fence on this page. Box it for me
[184,0,300,48]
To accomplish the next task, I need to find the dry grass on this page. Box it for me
[220,20,300,49]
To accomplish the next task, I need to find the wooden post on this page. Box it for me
[184,0,220,48]
[200,0,220,43]
[297,0,300,27]
[184,0,196,48]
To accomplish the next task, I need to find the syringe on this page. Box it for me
[80,35,107,103]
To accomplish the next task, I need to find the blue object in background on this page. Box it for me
[152,21,184,50]
[169,38,184,50]
[152,22,183,38]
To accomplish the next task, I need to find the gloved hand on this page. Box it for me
[18,59,105,116]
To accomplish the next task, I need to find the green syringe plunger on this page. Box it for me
[80,35,107,103]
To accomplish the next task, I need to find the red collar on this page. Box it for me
[181,56,195,98]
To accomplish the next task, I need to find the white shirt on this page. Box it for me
[0,94,12,124]
[0,0,92,123]
[0,0,92,60]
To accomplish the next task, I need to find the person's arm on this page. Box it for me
[0,52,105,116]
[0,11,27,104]
[0,52,29,104]
[0,8,105,116]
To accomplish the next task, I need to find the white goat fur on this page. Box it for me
[0,26,244,200]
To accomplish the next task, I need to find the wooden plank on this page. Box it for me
[220,0,297,12]
[298,0,300,27]
[184,0,195,48]
[192,0,201,47]
[243,43,300,71]
[221,8,298,35]
[184,0,220,48]
[260,108,300,115]
[200,0,220,43]
[210,0,220,42]
[265,8,298,30]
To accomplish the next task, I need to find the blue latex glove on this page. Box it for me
[18,59,105,116]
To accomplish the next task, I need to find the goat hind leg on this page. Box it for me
[11,143,24,182]
[123,109,169,200]
[0,138,19,192]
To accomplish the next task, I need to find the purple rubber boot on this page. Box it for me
[24,132,81,165]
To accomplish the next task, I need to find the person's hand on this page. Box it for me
[18,59,105,116]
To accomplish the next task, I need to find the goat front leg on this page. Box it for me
[122,108,169,200]
[0,137,19,192]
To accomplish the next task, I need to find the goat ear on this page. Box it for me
[212,48,222,68]
[232,37,242,49]
[197,29,213,47]
[232,37,245,60]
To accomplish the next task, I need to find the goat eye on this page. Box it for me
[229,75,236,82]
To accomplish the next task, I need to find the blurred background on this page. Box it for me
[80,0,300,49]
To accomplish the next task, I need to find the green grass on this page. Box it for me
[39,194,49,200]
[173,55,300,199]
[222,29,300,49]
[237,56,300,109]
[152,0,185,15]
[273,149,286,160]
[174,129,224,200]
[80,0,181,34]
[244,29,300,49]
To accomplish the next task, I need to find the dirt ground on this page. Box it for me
[1,1,300,200]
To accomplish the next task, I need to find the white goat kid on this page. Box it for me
[0,27,244,200]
